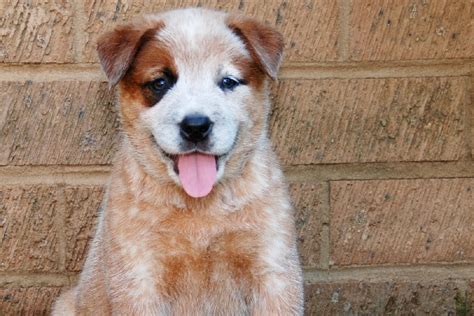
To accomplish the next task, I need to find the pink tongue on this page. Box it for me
[177,153,217,198]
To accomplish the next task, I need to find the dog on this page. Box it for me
[53,7,303,315]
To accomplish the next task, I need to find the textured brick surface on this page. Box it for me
[270,77,468,165]
[330,178,474,266]
[470,280,474,309]
[0,186,60,272]
[289,182,325,268]
[471,75,474,158]
[349,0,474,61]
[0,286,62,315]
[0,0,74,63]
[82,0,339,63]
[0,81,119,166]
[304,280,472,315]
[65,186,103,272]
[0,1,473,314]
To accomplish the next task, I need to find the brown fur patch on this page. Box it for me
[227,15,284,80]
[116,34,177,152]
[97,20,165,86]
[120,38,177,108]
[233,56,266,90]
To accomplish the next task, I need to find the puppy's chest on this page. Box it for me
[160,230,259,292]
[121,212,263,299]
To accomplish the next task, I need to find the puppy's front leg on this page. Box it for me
[252,270,304,315]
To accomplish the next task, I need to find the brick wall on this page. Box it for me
[0,0,473,314]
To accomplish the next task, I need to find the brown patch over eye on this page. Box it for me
[227,15,284,80]
[97,21,165,86]
[121,39,178,107]
[232,56,266,91]
[142,69,177,106]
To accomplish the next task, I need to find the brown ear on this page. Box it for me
[97,21,163,87]
[227,15,284,80]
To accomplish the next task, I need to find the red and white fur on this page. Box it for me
[53,8,303,315]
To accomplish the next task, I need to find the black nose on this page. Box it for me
[180,114,213,143]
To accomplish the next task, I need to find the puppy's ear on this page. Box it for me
[97,21,163,87]
[227,15,284,80]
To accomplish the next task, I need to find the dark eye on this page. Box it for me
[219,77,241,91]
[149,77,170,93]
[142,70,177,106]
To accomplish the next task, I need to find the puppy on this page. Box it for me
[53,8,303,315]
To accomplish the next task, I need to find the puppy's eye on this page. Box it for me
[219,77,241,91]
[142,71,177,107]
[150,77,171,93]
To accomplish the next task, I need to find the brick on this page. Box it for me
[470,280,474,309]
[0,186,60,272]
[0,286,62,315]
[349,0,474,61]
[304,279,472,315]
[289,182,325,268]
[0,81,119,166]
[471,75,474,158]
[0,0,74,63]
[81,0,339,63]
[269,77,468,165]
[330,178,474,266]
[65,186,103,272]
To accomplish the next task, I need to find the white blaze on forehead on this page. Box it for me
[156,8,250,68]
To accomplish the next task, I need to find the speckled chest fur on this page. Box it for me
[53,7,303,315]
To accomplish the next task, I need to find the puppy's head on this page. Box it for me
[97,8,283,198]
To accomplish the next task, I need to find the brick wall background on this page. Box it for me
[0,0,473,314]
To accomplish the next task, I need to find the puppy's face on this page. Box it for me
[98,9,283,198]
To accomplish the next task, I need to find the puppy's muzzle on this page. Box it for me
[179,114,213,143]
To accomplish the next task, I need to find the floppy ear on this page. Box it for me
[97,22,162,87]
[227,15,284,80]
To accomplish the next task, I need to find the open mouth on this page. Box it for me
[160,150,222,174]
[151,136,226,198]
[175,152,217,198]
